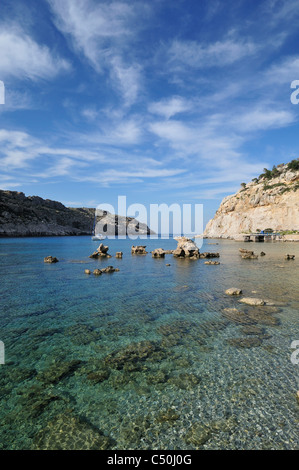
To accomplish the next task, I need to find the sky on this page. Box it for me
[1,0,299,228]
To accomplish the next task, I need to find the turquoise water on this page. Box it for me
[0,236,298,450]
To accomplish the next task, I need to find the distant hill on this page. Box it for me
[0,190,153,237]
[204,159,299,239]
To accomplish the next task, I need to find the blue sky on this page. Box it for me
[1,0,299,227]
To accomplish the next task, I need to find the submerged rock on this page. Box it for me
[185,423,212,447]
[36,360,82,385]
[66,324,100,345]
[104,340,159,370]
[168,373,200,390]
[32,412,112,450]
[204,261,220,265]
[244,308,280,326]
[240,325,266,336]
[156,409,180,423]
[222,308,256,325]
[226,337,263,348]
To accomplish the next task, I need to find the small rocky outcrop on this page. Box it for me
[93,269,102,276]
[89,243,112,259]
[239,249,258,259]
[152,248,166,258]
[173,237,200,259]
[225,288,243,295]
[239,298,265,306]
[131,246,147,255]
[93,266,119,275]
[285,254,295,260]
[204,261,220,265]
[199,252,220,259]
[115,252,123,258]
[44,256,59,263]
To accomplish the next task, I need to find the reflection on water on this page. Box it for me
[0,237,298,449]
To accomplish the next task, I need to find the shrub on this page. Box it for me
[287,159,299,171]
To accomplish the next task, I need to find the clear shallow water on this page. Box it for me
[0,236,298,450]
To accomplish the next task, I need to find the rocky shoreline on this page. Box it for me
[203,160,299,240]
[0,190,152,238]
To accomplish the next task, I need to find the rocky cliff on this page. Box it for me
[204,160,299,239]
[0,190,153,237]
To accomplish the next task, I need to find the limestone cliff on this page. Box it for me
[0,190,153,237]
[204,160,299,239]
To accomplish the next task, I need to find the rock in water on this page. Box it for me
[225,288,243,295]
[131,246,147,254]
[239,298,265,306]
[89,243,111,259]
[285,254,295,260]
[44,256,59,263]
[152,248,166,258]
[173,237,200,259]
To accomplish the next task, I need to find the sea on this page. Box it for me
[0,236,298,450]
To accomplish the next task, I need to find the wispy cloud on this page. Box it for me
[167,37,258,70]
[47,0,144,107]
[0,26,70,80]
[148,96,193,119]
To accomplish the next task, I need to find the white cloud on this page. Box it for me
[110,57,142,107]
[168,37,258,69]
[148,97,193,119]
[0,27,70,80]
[48,0,134,70]
[47,0,142,106]
[231,108,295,132]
